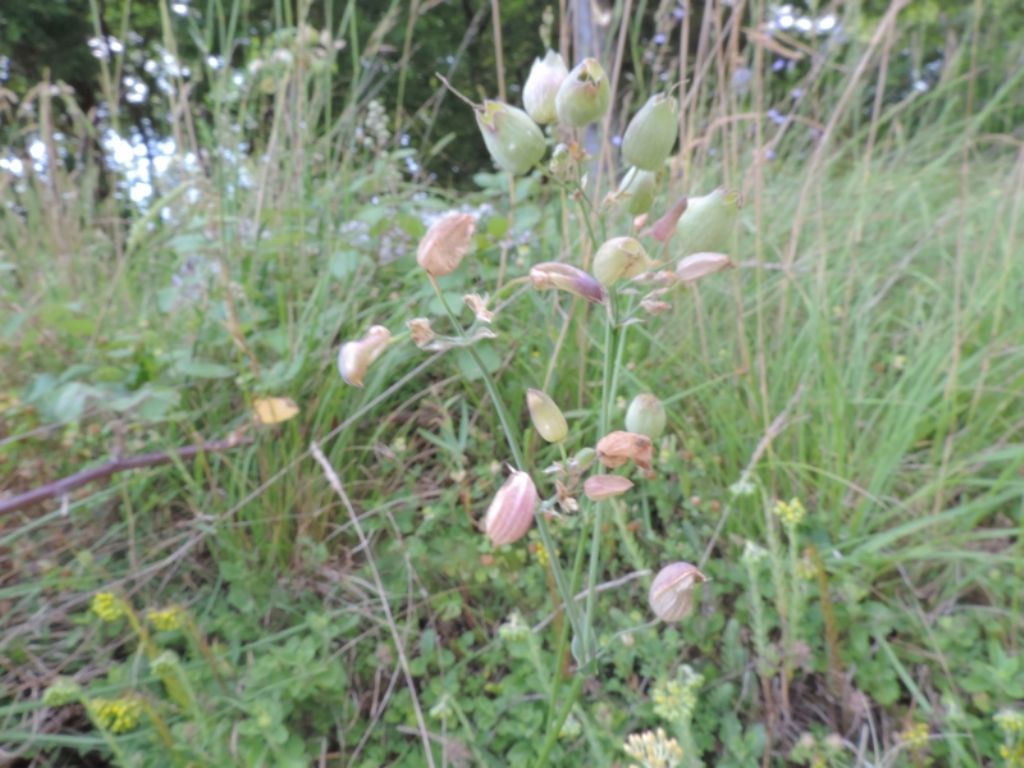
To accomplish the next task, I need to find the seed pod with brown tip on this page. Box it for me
[649,562,706,622]
[483,470,539,546]
[555,58,610,127]
[596,431,654,471]
[416,212,476,277]
[476,100,547,175]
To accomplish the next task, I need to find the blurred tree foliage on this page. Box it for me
[1,0,1020,189]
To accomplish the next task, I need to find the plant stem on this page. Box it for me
[429,275,580,638]
[536,672,586,766]
[429,276,523,468]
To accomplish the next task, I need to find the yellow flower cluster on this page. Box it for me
[534,542,552,568]
[623,728,683,768]
[147,605,185,632]
[998,711,1024,767]
[773,497,806,527]
[997,710,1024,735]
[898,721,929,750]
[90,697,142,733]
[652,666,703,724]
[90,592,125,622]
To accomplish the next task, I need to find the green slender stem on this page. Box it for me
[536,672,586,766]
[581,500,604,661]
[429,276,578,636]
[573,183,601,252]
[429,276,524,468]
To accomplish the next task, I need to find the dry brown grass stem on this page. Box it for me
[310,441,436,768]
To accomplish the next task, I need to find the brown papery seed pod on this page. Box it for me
[338,325,392,387]
[416,212,477,277]
[596,430,654,471]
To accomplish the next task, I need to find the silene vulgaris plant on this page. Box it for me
[337,48,740,763]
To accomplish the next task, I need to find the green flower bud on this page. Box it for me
[476,100,546,175]
[523,50,568,125]
[625,393,666,439]
[622,93,679,171]
[43,677,82,707]
[618,167,658,215]
[592,236,652,286]
[555,58,610,127]
[675,188,740,256]
[527,388,568,443]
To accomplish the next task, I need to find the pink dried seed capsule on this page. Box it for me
[483,471,539,547]
[583,474,634,501]
[648,196,688,243]
[649,562,707,622]
[529,262,607,304]
[675,252,735,283]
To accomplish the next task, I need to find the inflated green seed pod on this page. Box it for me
[625,394,666,439]
[527,388,568,443]
[592,237,652,286]
[675,188,741,256]
[622,93,679,171]
[555,58,610,127]
[476,100,546,175]
[618,166,658,215]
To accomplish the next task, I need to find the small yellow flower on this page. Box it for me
[898,721,929,750]
[90,696,142,733]
[772,498,806,528]
[91,592,125,623]
[147,606,185,632]
[623,727,683,768]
